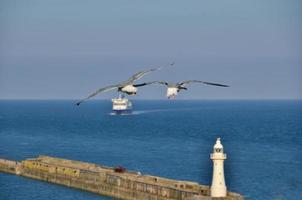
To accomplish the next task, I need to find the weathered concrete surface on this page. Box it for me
[0,158,22,174]
[0,156,244,200]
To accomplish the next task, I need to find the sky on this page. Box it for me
[0,0,301,100]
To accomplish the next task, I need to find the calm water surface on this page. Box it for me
[0,100,301,200]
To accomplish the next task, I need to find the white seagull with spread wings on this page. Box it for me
[76,63,174,105]
[139,80,229,99]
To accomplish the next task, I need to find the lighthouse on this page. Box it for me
[210,138,227,197]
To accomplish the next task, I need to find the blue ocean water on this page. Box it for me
[0,100,301,200]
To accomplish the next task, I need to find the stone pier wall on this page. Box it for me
[0,156,244,200]
[0,158,21,174]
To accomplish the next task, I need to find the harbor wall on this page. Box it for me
[0,156,244,200]
[0,158,21,174]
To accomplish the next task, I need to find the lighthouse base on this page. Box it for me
[211,186,227,197]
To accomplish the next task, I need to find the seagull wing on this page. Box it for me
[178,80,229,87]
[76,85,120,106]
[125,67,161,84]
[133,81,169,87]
[125,63,174,84]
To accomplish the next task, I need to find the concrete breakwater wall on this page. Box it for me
[0,156,244,200]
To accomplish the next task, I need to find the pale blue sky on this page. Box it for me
[0,0,301,99]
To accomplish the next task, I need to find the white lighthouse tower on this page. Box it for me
[210,138,227,197]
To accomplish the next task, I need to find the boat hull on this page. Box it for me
[112,109,132,114]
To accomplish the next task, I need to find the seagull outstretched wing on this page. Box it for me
[125,63,174,84]
[133,81,169,87]
[178,80,229,87]
[76,85,120,106]
[126,67,161,84]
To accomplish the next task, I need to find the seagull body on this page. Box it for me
[144,80,229,99]
[76,63,173,105]
[120,85,138,95]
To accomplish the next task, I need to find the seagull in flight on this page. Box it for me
[139,80,229,99]
[76,63,174,105]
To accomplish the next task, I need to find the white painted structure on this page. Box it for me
[210,138,227,197]
[112,94,132,114]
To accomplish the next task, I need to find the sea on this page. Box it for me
[0,100,301,200]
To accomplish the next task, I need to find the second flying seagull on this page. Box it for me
[137,80,229,99]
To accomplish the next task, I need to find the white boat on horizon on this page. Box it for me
[111,94,132,114]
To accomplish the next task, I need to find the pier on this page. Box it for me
[0,156,243,200]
